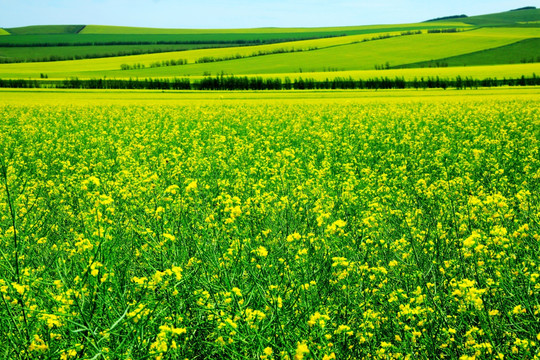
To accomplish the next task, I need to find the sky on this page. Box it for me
[0,0,536,29]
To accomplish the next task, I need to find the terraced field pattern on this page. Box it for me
[0,7,538,83]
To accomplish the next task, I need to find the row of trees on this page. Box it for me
[0,48,188,64]
[521,56,540,63]
[195,47,317,64]
[427,28,461,33]
[0,35,343,48]
[120,59,188,70]
[1,74,539,90]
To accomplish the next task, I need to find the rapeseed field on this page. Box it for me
[0,100,539,359]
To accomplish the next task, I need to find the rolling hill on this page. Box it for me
[427,7,540,26]
[462,7,540,26]
[0,7,538,85]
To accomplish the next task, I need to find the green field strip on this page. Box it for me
[0,29,9,36]
[81,22,469,35]
[5,25,86,35]
[398,38,540,68]
[0,33,357,46]
[0,44,232,63]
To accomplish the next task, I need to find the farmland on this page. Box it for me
[0,8,538,87]
[1,90,539,358]
[0,31,539,82]
[0,24,465,64]
[1,5,540,360]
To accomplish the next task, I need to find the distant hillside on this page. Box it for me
[0,29,10,36]
[5,25,85,35]
[430,8,540,26]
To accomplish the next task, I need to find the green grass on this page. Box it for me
[398,38,540,68]
[0,29,9,36]
[4,25,85,35]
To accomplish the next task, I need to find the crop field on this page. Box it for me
[0,31,400,65]
[0,24,465,50]
[0,5,539,358]
[108,27,539,77]
[399,38,540,68]
[0,90,539,359]
[1,27,539,80]
[0,44,232,64]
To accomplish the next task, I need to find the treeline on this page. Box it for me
[427,28,461,33]
[195,47,317,64]
[0,35,343,48]
[1,74,539,91]
[521,56,540,63]
[119,47,318,70]
[399,56,540,69]
[0,48,190,64]
[354,30,423,45]
[121,59,188,70]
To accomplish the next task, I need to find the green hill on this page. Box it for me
[430,8,540,26]
[0,8,538,81]
[0,27,537,79]
[0,23,469,64]
[0,29,9,36]
[5,25,86,35]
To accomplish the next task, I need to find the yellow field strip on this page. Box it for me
[1,87,539,106]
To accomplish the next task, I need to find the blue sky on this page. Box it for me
[0,0,536,29]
